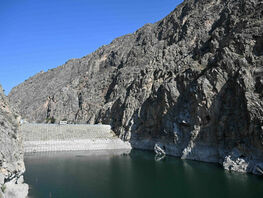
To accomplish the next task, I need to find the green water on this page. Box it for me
[24,150,263,198]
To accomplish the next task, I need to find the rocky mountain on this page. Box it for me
[0,85,28,198]
[9,0,263,175]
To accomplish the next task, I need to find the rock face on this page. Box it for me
[0,85,28,198]
[9,0,263,175]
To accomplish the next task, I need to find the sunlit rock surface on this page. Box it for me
[0,85,28,197]
[9,0,263,175]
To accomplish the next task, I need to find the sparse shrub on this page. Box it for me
[1,184,6,193]
[46,116,56,124]
[50,117,56,124]
[45,117,51,123]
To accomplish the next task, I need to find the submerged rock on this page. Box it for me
[8,0,263,175]
[223,155,249,173]
[253,163,263,175]
[154,143,166,161]
[154,143,166,156]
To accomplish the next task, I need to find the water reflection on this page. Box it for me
[24,150,263,198]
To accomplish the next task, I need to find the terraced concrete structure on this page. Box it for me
[22,124,131,153]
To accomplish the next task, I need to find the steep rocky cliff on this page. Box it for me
[0,85,28,198]
[9,0,263,175]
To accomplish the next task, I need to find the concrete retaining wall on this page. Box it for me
[21,124,131,153]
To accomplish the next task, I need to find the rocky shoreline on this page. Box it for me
[131,138,263,175]
[0,85,28,198]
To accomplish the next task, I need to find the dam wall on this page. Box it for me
[21,124,131,153]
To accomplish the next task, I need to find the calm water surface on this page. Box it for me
[24,150,263,198]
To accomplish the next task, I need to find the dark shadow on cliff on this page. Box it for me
[125,66,263,167]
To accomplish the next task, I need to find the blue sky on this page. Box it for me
[0,0,183,94]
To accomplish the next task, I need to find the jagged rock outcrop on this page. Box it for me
[0,85,28,198]
[9,0,263,175]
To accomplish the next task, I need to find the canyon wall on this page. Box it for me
[9,0,263,175]
[0,85,28,197]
